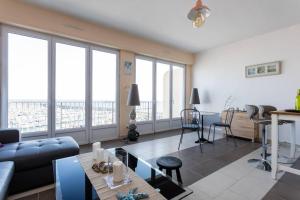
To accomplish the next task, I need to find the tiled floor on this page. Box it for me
[147,138,260,187]
[9,129,300,200]
[80,129,188,154]
[183,145,300,200]
[81,129,224,160]
[263,157,300,200]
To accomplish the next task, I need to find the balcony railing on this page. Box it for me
[8,100,162,133]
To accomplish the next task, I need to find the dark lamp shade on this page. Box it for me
[190,88,200,104]
[127,84,140,106]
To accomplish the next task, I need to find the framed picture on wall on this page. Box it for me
[124,61,133,75]
[245,61,281,78]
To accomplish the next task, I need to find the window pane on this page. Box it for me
[8,33,48,133]
[172,66,184,118]
[92,50,117,126]
[55,43,86,130]
[136,59,153,121]
[156,62,170,120]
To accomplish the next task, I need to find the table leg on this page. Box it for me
[271,114,279,180]
[151,168,156,185]
[290,122,296,159]
[195,115,211,144]
[201,115,204,139]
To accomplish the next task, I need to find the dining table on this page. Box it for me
[271,110,298,179]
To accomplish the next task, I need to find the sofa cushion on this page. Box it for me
[0,137,79,171]
[0,161,14,200]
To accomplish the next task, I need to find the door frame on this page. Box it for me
[89,46,120,142]
[52,37,89,144]
[135,55,186,134]
[135,55,155,134]
[1,25,120,144]
[1,25,51,138]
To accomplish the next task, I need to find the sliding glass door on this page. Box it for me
[135,56,185,133]
[135,58,154,133]
[1,26,119,143]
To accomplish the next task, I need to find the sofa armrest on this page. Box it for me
[0,129,20,144]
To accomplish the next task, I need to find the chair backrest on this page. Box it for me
[259,105,277,120]
[224,107,235,125]
[245,105,259,120]
[180,108,201,126]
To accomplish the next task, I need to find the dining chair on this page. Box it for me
[178,108,202,152]
[208,107,237,146]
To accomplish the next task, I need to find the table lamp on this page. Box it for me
[190,88,200,110]
[127,84,140,141]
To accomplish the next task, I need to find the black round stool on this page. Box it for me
[156,156,183,184]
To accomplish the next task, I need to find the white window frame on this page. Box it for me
[1,25,120,142]
[1,25,51,138]
[90,45,120,129]
[52,37,89,134]
[134,55,186,133]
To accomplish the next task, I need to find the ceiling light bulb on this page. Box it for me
[200,6,211,18]
[193,14,205,28]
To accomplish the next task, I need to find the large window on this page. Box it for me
[172,65,185,118]
[7,33,48,133]
[156,62,170,120]
[135,57,185,127]
[2,26,118,138]
[92,50,117,126]
[55,42,86,130]
[135,58,153,122]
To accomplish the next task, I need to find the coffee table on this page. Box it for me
[53,148,192,200]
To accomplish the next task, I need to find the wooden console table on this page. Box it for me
[221,111,259,142]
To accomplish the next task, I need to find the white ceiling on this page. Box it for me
[23,0,300,53]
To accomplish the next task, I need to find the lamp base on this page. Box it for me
[127,129,139,141]
[127,108,140,141]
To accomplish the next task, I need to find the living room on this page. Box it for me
[1,0,300,200]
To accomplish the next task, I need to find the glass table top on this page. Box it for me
[54,148,192,200]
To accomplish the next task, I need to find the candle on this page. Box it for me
[113,161,124,182]
[92,142,101,159]
[96,148,105,162]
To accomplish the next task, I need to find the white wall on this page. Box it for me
[193,24,300,144]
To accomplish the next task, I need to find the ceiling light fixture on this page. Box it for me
[187,0,211,28]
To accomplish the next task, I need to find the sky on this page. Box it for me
[8,33,184,107]
[8,33,116,102]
